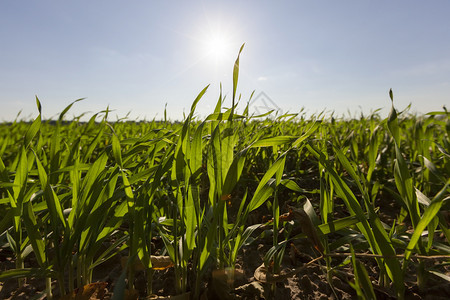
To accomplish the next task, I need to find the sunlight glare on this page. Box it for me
[201,29,235,65]
[205,35,231,60]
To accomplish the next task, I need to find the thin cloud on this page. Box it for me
[393,59,450,77]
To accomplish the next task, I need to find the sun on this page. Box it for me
[185,20,240,70]
[205,35,231,61]
[199,27,236,64]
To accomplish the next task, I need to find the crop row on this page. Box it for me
[0,49,449,299]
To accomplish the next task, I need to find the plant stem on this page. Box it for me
[46,277,53,300]
[16,254,24,287]
[146,269,154,296]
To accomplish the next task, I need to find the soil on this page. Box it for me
[1,177,449,299]
[1,230,450,300]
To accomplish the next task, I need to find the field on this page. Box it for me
[1,51,450,300]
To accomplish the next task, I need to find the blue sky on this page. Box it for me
[1,0,449,121]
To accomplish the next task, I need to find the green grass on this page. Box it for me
[0,46,449,299]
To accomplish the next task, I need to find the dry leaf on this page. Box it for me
[147,292,191,300]
[121,255,174,271]
[289,206,324,253]
[59,281,107,300]
[150,255,174,270]
[221,194,232,201]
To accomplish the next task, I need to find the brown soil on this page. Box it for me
[1,234,450,300]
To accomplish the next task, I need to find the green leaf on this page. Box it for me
[24,114,41,148]
[306,142,404,297]
[292,121,320,148]
[428,270,450,282]
[0,209,15,236]
[35,95,42,114]
[350,244,376,300]
[0,268,54,280]
[247,155,286,212]
[251,136,297,148]
[58,98,85,122]
[222,148,248,196]
[34,153,66,226]
[232,44,245,106]
[111,132,123,168]
[189,85,209,118]
[22,201,46,266]
[404,184,449,261]
[387,91,400,145]
[318,215,363,235]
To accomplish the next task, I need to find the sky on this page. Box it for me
[1,0,449,121]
